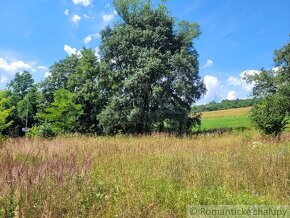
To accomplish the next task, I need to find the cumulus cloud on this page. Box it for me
[227,76,241,86]
[203,59,213,68]
[64,9,69,16]
[83,33,100,44]
[226,91,238,100]
[64,45,82,57]
[102,10,117,23]
[64,45,77,56]
[227,70,260,92]
[0,58,31,74]
[200,75,221,103]
[72,0,92,7]
[71,14,81,26]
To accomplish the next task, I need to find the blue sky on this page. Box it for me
[0,0,289,104]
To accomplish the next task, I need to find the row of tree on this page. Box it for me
[192,98,261,113]
[0,0,205,137]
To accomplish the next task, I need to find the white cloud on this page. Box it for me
[226,91,238,100]
[200,75,221,102]
[83,33,100,44]
[0,58,31,74]
[241,70,260,77]
[83,14,91,19]
[84,35,92,44]
[71,14,81,26]
[72,0,92,7]
[227,70,260,92]
[64,45,77,56]
[64,9,69,16]
[38,65,47,70]
[102,10,117,23]
[64,45,82,57]
[227,76,241,86]
[0,75,8,84]
[203,59,213,68]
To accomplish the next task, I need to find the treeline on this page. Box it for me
[0,0,205,137]
[192,98,261,112]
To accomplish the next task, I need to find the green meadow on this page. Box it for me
[194,107,252,131]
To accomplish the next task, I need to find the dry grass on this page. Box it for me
[0,132,289,217]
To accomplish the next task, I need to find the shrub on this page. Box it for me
[26,121,59,138]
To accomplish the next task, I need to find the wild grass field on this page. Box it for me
[1,131,289,217]
[196,107,252,131]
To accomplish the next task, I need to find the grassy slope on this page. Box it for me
[1,133,289,217]
[198,107,252,131]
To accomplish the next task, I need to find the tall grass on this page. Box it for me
[0,132,289,217]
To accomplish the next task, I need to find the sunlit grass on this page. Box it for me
[0,132,289,217]
[198,107,252,131]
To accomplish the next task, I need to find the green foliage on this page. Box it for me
[7,71,34,99]
[245,39,290,135]
[99,0,205,134]
[67,48,105,133]
[5,71,35,136]
[41,55,78,103]
[26,121,57,138]
[41,48,104,134]
[0,93,13,134]
[251,95,288,136]
[37,89,83,133]
[192,98,261,112]
[17,86,42,127]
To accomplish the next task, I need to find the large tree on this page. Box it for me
[98,0,205,134]
[5,71,35,136]
[67,48,106,133]
[245,39,290,135]
[41,48,104,133]
[41,54,79,104]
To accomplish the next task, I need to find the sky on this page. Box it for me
[0,0,289,104]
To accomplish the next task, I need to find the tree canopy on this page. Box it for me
[245,39,290,135]
[98,0,205,134]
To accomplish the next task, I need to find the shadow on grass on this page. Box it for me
[192,127,249,136]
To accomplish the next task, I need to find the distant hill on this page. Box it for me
[192,98,261,112]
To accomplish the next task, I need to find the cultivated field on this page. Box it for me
[197,107,252,131]
[1,132,289,217]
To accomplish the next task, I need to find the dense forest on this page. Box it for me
[192,98,261,112]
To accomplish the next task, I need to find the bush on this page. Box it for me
[250,95,288,136]
[26,121,59,138]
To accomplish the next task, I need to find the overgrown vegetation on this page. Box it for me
[0,132,289,217]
